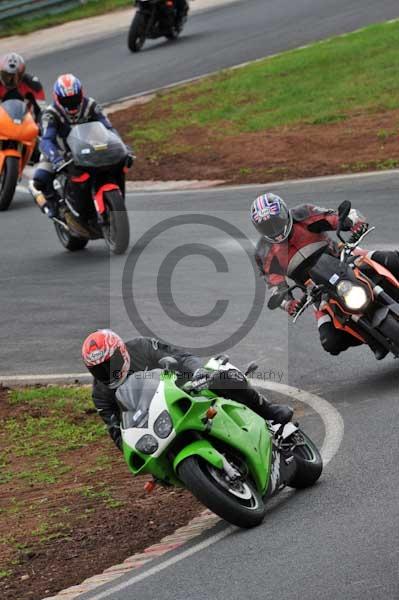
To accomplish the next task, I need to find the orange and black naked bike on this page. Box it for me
[269,201,399,359]
[0,99,39,211]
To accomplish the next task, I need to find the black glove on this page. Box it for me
[106,414,123,451]
[125,153,134,169]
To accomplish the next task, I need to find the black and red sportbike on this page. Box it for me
[269,201,399,359]
[127,0,188,52]
[51,122,130,255]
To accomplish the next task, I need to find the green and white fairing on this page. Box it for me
[116,356,322,528]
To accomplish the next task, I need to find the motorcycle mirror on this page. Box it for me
[214,353,230,365]
[159,357,178,371]
[338,200,351,226]
[244,361,258,377]
[268,291,287,310]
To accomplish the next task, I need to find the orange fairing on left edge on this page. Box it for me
[357,256,399,289]
[94,183,120,214]
[0,104,39,175]
[324,301,366,343]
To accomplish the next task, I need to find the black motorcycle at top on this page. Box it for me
[51,122,130,255]
[128,0,188,52]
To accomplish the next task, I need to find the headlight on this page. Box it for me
[154,410,173,439]
[135,434,158,455]
[336,280,369,311]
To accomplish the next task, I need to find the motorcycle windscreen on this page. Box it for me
[1,99,27,122]
[116,369,162,429]
[67,121,127,168]
[309,253,345,286]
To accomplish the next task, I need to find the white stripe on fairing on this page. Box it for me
[83,382,344,600]
[121,380,176,458]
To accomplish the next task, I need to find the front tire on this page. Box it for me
[0,156,19,211]
[128,12,147,52]
[288,430,323,489]
[54,221,89,252]
[178,456,265,528]
[102,189,130,254]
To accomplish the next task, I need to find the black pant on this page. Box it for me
[208,369,268,417]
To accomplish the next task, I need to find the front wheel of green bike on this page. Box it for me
[178,455,265,528]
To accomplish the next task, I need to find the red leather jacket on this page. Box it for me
[0,73,45,119]
[255,204,359,292]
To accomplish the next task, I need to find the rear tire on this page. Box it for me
[288,430,323,489]
[102,190,130,254]
[128,12,147,52]
[0,156,19,211]
[54,221,88,252]
[178,455,265,528]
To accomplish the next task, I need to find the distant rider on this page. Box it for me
[81,330,293,450]
[31,73,133,218]
[251,192,399,359]
[0,52,45,122]
[0,52,45,162]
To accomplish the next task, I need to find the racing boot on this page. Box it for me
[256,393,293,424]
[29,181,59,219]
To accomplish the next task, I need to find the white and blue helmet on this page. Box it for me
[250,193,293,243]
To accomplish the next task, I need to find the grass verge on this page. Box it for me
[0,0,131,38]
[0,385,201,600]
[126,19,399,148]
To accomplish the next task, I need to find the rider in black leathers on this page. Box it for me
[82,331,293,450]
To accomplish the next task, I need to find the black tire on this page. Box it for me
[102,190,130,255]
[178,455,265,528]
[288,430,323,489]
[0,156,19,211]
[128,12,147,52]
[54,221,88,252]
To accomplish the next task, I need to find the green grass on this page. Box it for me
[0,0,131,37]
[129,19,399,147]
[1,386,105,486]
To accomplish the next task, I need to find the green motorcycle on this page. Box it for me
[117,357,322,529]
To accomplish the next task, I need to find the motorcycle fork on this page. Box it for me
[139,6,156,34]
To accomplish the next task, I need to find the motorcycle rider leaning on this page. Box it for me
[81,330,293,451]
[31,73,133,219]
[251,193,399,359]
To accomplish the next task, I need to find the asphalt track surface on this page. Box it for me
[4,2,399,597]
[2,174,399,599]
[27,0,399,103]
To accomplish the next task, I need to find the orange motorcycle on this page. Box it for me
[0,98,39,211]
[269,201,399,359]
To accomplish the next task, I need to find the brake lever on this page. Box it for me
[292,296,313,323]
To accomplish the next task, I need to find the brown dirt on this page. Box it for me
[0,387,202,600]
[111,105,399,183]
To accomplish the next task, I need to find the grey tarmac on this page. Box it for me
[2,175,399,600]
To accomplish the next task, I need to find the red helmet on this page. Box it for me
[0,53,25,89]
[82,329,131,389]
[53,73,84,122]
